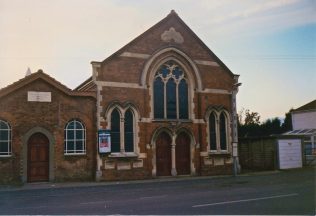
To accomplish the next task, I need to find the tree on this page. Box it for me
[238,108,286,137]
[244,109,260,125]
[281,109,293,132]
[261,117,282,136]
[238,108,261,137]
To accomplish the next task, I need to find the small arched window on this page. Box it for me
[219,113,228,150]
[153,61,189,120]
[209,112,217,151]
[109,106,136,153]
[64,120,86,155]
[124,109,134,152]
[207,111,229,152]
[111,109,121,153]
[0,120,11,156]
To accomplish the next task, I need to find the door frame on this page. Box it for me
[22,127,55,183]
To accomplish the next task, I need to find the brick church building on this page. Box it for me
[0,11,240,183]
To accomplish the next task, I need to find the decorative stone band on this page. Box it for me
[120,52,150,59]
[119,52,220,68]
[194,60,219,67]
[95,81,231,94]
[201,88,231,94]
[95,81,145,89]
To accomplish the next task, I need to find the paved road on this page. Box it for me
[0,167,315,215]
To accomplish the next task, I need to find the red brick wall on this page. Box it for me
[0,79,96,183]
[95,13,235,180]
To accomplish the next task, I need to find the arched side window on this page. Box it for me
[153,61,189,120]
[220,113,228,150]
[153,77,164,119]
[207,110,229,152]
[178,79,188,119]
[108,106,136,154]
[111,109,121,153]
[209,112,217,151]
[124,109,134,152]
[64,120,86,155]
[0,120,11,156]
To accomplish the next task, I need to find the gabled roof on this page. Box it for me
[74,76,96,91]
[293,100,316,112]
[91,10,236,77]
[0,70,95,99]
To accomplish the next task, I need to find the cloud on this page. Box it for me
[194,0,316,39]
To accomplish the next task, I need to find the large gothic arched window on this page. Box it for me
[153,61,189,120]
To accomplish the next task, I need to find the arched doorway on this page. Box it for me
[27,132,49,182]
[176,132,191,175]
[156,132,172,176]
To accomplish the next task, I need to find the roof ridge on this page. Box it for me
[0,69,95,99]
[92,10,235,77]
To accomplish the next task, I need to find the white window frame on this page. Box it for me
[0,120,12,157]
[64,119,86,155]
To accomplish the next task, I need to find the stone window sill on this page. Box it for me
[208,151,230,156]
[152,119,192,123]
[108,152,138,158]
[0,155,12,159]
[64,153,86,156]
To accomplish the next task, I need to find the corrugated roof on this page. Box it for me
[283,128,316,136]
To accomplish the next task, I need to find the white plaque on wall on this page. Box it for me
[27,91,51,102]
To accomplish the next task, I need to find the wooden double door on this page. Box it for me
[27,133,49,182]
[156,131,191,176]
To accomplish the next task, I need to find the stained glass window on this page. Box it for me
[154,77,164,119]
[153,61,189,120]
[178,79,188,119]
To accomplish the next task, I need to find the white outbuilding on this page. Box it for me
[278,100,316,169]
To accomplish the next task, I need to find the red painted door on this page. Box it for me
[176,132,191,175]
[156,132,172,176]
[27,133,49,182]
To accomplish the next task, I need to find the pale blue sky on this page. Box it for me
[0,0,315,121]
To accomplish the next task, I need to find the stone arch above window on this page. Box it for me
[141,47,202,91]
